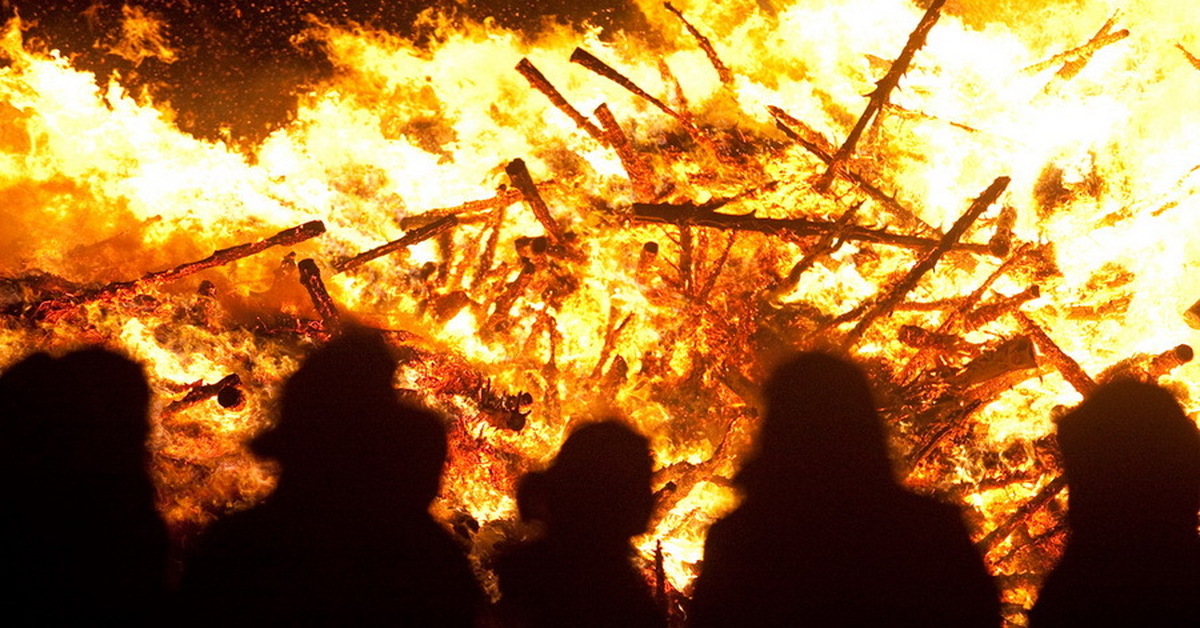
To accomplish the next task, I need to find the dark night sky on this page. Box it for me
[0,1,645,141]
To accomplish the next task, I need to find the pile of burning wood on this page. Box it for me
[1,2,1197,625]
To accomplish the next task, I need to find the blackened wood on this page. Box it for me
[298,258,341,334]
[333,215,458,274]
[506,159,567,247]
[571,48,686,124]
[1014,311,1096,395]
[664,2,734,86]
[516,58,607,143]
[815,0,948,192]
[30,221,326,320]
[631,201,993,253]
[771,106,938,237]
[841,176,1009,349]
[595,103,656,202]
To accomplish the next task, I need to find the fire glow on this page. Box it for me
[2,1,1199,624]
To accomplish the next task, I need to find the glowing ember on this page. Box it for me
[2,2,1200,624]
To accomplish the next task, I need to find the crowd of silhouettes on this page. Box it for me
[1,331,1198,626]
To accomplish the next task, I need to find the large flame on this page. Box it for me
[2,1,1199,623]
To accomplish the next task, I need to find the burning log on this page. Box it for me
[333,215,458,274]
[1178,43,1200,72]
[27,221,326,321]
[515,58,607,143]
[591,306,635,379]
[841,176,1010,349]
[768,201,862,306]
[630,200,994,254]
[988,205,1018,258]
[899,244,1037,381]
[978,475,1069,556]
[506,159,568,248]
[1023,14,1129,77]
[1014,311,1096,396]
[482,259,537,337]
[161,374,243,418]
[663,2,734,87]
[771,106,938,237]
[398,190,523,230]
[815,0,948,192]
[595,103,656,202]
[297,259,341,334]
[473,205,507,287]
[961,285,1041,329]
[570,48,689,127]
[1096,343,1194,384]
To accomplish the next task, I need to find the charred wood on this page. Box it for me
[1024,14,1129,75]
[333,215,458,274]
[27,221,326,321]
[595,103,656,202]
[841,176,1009,349]
[988,205,1017,258]
[1014,311,1096,396]
[771,107,938,237]
[161,374,243,418]
[297,259,341,334]
[1097,343,1194,384]
[815,0,948,192]
[483,259,537,338]
[900,244,1035,381]
[506,159,568,248]
[630,200,993,254]
[961,285,1041,329]
[1178,43,1200,72]
[664,2,734,86]
[516,58,607,143]
[399,189,523,230]
[978,475,1069,556]
[570,48,688,126]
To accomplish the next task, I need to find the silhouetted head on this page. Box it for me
[1056,380,1200,539]
[739,352,893,493]
[252,329,448,511]
[517,420,654,542]
[0,348,151,480]
[57,348,152,469]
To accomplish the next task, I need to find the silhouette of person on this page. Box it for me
[1028,380,1200,627]
[0,348,168,626]
[495,419,665,628]
[689,352,1000,627]
[180,329,483,626]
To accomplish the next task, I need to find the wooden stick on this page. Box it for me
[506,159,567,247]
[841,176,1010,349]
[771,107,938,237]
[769,201,862,304]
[816,0,947,192]
[900,245,1033,381]
[333,215,457,274]
[1014,310,1096,396]
[31,221,326,320]
[298,259,341,333]
[1177,43,1200,72]
[978,475,1068,555]
[1023,14,1128,74]
[161,374,242,418]
[630,201,993,254]
[595,103,656,202]
[571,48,687,124]
[516,58,607,143]
[398,189,522,229]
[664,2,734,86]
